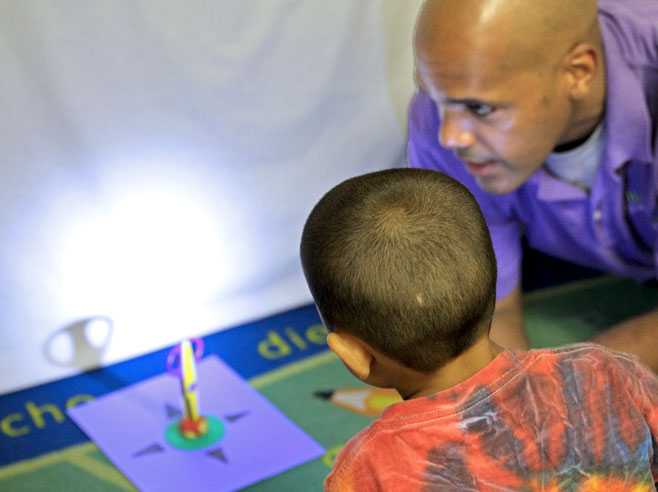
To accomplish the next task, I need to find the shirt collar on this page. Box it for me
[534,169,588,201]
[380,350,523,420]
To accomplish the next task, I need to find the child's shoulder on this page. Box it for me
[528,342,643,364]
[521,342,650,380]
[324,417,385,491]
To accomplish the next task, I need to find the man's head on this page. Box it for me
[300,168,497,377]
[414,0,605,194]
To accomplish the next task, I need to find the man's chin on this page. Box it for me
[474,175,520,195]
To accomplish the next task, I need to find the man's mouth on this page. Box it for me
[463,160,496,177]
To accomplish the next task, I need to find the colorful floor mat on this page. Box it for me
[1,275,656,491]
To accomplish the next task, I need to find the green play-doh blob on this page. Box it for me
[165,416,225,450]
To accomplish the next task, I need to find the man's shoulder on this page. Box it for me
[598,0,658,66]
[598,0,658,23]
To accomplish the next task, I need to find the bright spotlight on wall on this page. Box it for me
[52,152,252,355]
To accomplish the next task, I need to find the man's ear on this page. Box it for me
[564,42,599,100]
[326,331,374,381]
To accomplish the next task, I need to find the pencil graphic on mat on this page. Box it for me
[314,387,402,416]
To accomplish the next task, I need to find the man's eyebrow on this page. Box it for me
[416,84,501,107]
[443,97,493,106]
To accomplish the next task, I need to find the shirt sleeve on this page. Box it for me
[615,353,658,481]
[324,432,378,492]
[407,90,522,299]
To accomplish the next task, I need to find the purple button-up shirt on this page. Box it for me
[408,0,658,300]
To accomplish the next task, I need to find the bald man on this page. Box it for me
[409,0,658,370]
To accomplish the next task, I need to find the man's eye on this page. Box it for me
[466,103,495,117]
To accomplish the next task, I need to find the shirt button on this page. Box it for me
[593,209,602,221]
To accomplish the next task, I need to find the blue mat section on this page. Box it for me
[0,303,326,466]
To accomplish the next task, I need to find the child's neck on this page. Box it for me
[399,337,504,400]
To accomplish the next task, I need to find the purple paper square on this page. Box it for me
[68,355,325,492]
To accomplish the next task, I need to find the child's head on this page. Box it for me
[300,168,496,374]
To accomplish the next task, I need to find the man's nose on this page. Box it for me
[438,110,476,150]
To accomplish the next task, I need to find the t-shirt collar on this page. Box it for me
[381,349,523,420]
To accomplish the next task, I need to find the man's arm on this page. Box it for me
[592,308,658,373]
[489,286,530,350]
[491,287,658,372]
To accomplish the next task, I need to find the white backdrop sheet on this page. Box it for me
[0,0,421,394]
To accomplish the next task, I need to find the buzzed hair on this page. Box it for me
[300,168,497,373]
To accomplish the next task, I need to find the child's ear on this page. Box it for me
[326,331,373,381]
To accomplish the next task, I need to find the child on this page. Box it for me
[300,168,658,491]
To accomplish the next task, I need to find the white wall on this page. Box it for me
[0,0,422,394]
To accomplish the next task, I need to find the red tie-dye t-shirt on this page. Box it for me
[325,344,658,492]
